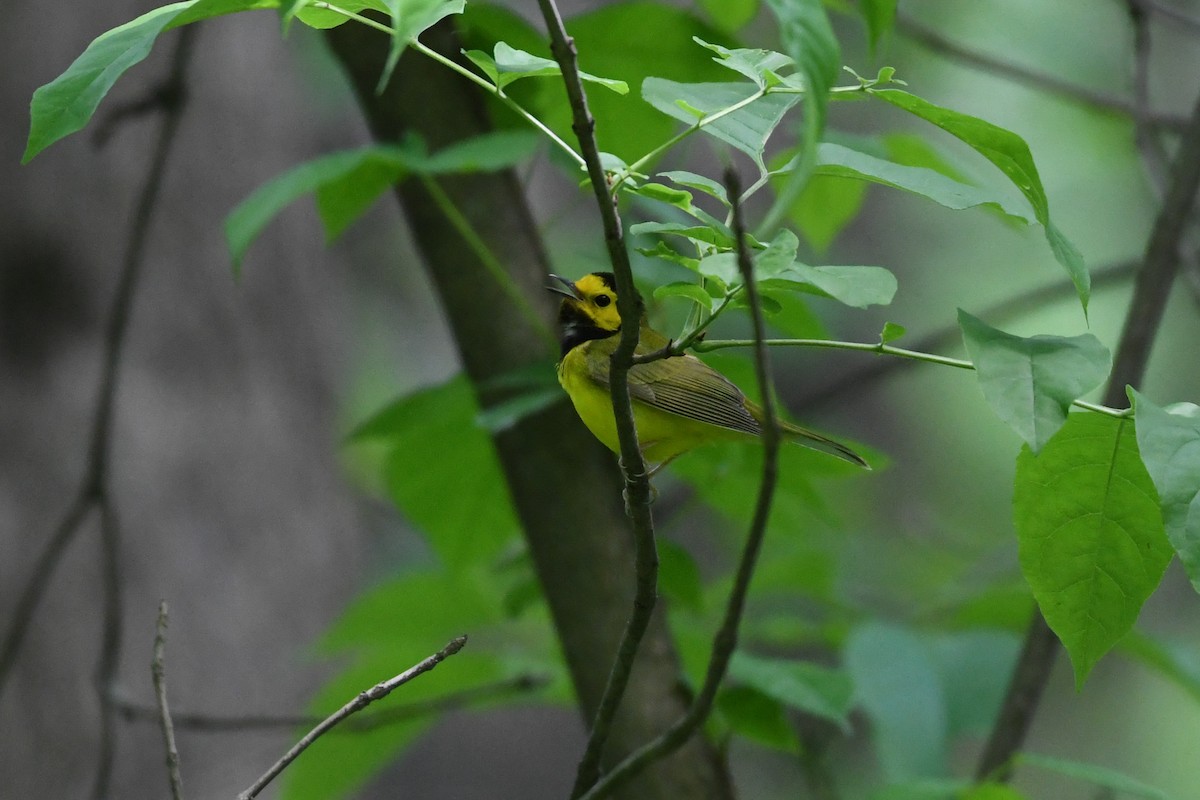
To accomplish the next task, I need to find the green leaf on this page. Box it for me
[627,182,695,211]
[630,220,736,249]
[465,41,628,94]
[804,142,1035,224]
[350,377,522,570]
[376,0,465,94]
[696,0,759,33]
[926,632,1019,736]
[659,539,704,613]
[1130,390,1200,592]
[295,0,388,28]
[869,780,969,800]
[474,388,563,433]
[859,0,897,53]
[659,170,731,206]
[636,241,700,271]
[880,321,906,344]
[654,281,714,312]
[763,264,897,308]
[788,170,869,251]
[24,0,278,162]
[870,88,1089,312]
[958,311,1111,453]
[716,686,802,752]
[277,0,306,32]
[692,38,794,89]
[962,785,1028,800]
[420,129,540,172]
[765,0,840,200]
[1118,628,1200,705]
[1013,413,1170,686]
[1016,752,1176,800]
[641,79,800,170]
[729,651,854,728]
[845,622,947,780]
[226,147,406,271]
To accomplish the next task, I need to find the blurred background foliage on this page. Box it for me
[3,1,1200,799]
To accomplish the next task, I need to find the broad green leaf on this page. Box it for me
[870,88,1089,312]
[641,79,801,170]
[729,651,854,728]
[1013,413,1170,686]
[626,182,695,211]
[285,570,510,800]
[464,42,628,94]
[474,388,562,433]
[962,785,1027,800]
[869,780,969,800]
[1131,390,1200,592]
[295,0,388,28]
[696,0,759,33]
[277,0,306,32]
[376,0,465,93]
[24,0,277,162]
[420,129,540,172]
[1016,753,1175,800]
[654,281,714,311]
[716,686,802,752]
[351,376,522,570]
[636,241,700,271]
[693,38,794,89]
[659,539,704,613]
[959,311,1111,453]
[845,622,947,780]
[761,289,827,339]
[1119,628,1200,705]
[804,142,1035,224]
[927,631,1019,735]
[763,264,897,308]
[226,147,404,271]
[789,171,869,251]
[859,0,898,53]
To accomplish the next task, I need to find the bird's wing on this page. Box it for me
[585,349,762,436]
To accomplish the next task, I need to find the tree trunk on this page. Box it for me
[324,19,734,800]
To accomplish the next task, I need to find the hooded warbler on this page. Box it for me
[549,272,868,473]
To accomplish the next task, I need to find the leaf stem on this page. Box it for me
[694,337,1131,417]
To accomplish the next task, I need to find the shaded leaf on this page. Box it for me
[959,310,1111,452]
[659,539,704,613]
[693,37,794,89]
[845,622,947,780]
[1131,390,1200,592]
[729,651,854,728]
[696,0,759,33]
[870,88,1089,311]
[1017,753,1175,800]
[654,281,714,311]
[659,169,731,206]
[859,0,897,53]
[716,686,802,752]
[1013,413,1170,686]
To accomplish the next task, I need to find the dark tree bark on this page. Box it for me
[324,20,734,800]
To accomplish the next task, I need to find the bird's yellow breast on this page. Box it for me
[557,341,747,465]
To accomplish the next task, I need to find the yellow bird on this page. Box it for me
[549,272,869,473]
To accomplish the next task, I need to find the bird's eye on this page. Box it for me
[595,295,612,308]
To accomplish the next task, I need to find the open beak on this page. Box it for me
[546,273,582,300]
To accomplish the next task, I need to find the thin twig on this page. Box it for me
[111,674,546,732]
[237,636,468,800]
[0,28,198,713]
[531,2,661,796]
[975,83,1200,783]
[92,500,124,800]
[896,12,1189,133]
[152,602,184,800]
[793,259,1138,413]
[576,171,783,800]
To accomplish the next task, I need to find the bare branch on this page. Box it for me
[976,82,1200,783]
[237,636,468,800]
[111,674,546,732]
[153,602,185,800]
[576,171,783,800]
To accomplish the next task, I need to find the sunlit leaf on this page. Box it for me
[659,170,731,206]
[880,321,906,344]
[959,310,1111,452]
[693,37,794,89]
[1013,413,1170,686]
[376,0,465,93]
[1130,390,1200,592]
[295,0,388,28]
[464,42,628,94]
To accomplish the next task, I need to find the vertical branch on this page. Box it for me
[976,84,1200,782]
[577,170,783,800]
[531,2,662,795]
[152,602,185,800]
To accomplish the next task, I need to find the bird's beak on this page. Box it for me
[546,273,582,300]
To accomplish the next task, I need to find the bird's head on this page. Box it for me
[548,272,622,355]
